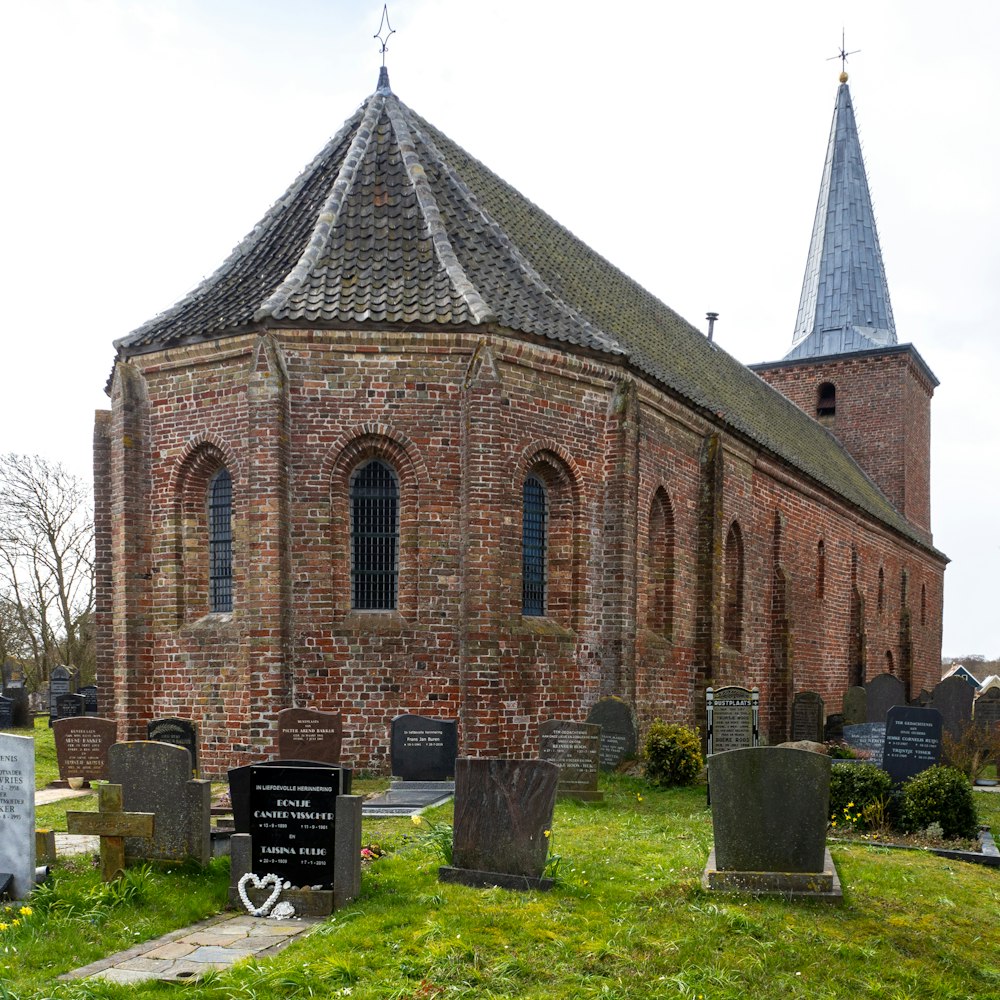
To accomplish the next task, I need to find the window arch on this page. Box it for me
[647,488,675,637]
[817,382,836,419]
[350,459,399,610]
[522,475,548,616]
[724,521,744,650]
[208,468,233,613]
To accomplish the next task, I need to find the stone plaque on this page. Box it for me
[277,708,343,765]
[390,715,458,781]
[708,686,758,755]
[53,717,117,781]
[585,697,639,771]
[866,673,906,723]
[882,706,943,784]
[538,720,602,799]
[0,733,36,899]
[791,691,825,742]
[931,676,975,742]
[54,693,86,720]
[79,685,99,714]
[48,665,72,721]
[843,723,886,768]
[147,717,199,775]
[842,686,867,726]
[248,764,339,888]
[0,696,12,729]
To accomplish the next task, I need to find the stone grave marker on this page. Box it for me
[0,661,12,687]
[931,675,975,742]
[439,758,559,891]
[390,714,458,781]
[147,717,199,775]
[866,673,906,723]
[0,733,35,899]
[791,691,825,742]
[882,706,943,784]
[79,685,99,715]
[842,686,867,726]
[585,697,639,771]
[54,692,86,721]
[707,686,759,755]
[824,713,844,743]
[538,720,603,801]
[53,717,117,782]
[703,746,838,900]
[0,695,12,729]
[66,784,154,881]
[48,665,72,724]
[2,684,30,729]
[974,688,1000,734]
[108,741,211,866]
[276,708,343,765]
[843,723,886,767]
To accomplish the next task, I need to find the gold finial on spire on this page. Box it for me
[827,28,860,82]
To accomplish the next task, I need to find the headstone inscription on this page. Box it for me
[0,733,35,899]
[276,708,343,765]
[53,717,117,781]
[585,697,639,771]
[108,741,211,866]
[48,665,72,725]
[147,717,199,775]
[866,673,906,723]
[707,686,759,755]
[0,696,12,729]
[54,693,86,720]
[842,686,867,726]
[439,758,559,891]
[882,706,943,784]
[538,720,603,801]
[78,685,99,715]
[791,691,825,742]
[843,723,886,768]
[229,760,353,834]
[390,714,458,781]
[931,676,975,742]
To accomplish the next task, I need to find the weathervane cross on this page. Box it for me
[827,29,860,76]
[374,5,395,67]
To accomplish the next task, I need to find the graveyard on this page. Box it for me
[1,716,999,999]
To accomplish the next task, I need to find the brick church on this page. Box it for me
[94,66,946,777]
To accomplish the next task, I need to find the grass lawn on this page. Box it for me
[2,724,999,999]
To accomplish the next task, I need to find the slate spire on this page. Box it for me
[786,74,896,360]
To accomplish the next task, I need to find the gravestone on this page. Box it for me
[0,695,12,729]
[390,714,458,781]
[53,717,117,781]
[0,733,35,899]
[824,713,844,743]
[538,720,603,801]
[974,688,1000,734]
[882,706,943,784]
[439,758,559,891]
[585,697,639,771]
[277,708,343,765]
[79,685,99,715]
[707,686,759,755]
[866,673,906,723]
[108,741,211,866]
[48,665,72,724]
[66,784,154,881]
[842,686,867,726]
[54,693,86,720]
[931,675,975,742]
[2,684,30,728]
[147,717,200,775]
[791,691,825,742]
[843,723,886,767]
[704,747,838,900]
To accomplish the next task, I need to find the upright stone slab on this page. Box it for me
[843,723,886,767]
[108,741,211,866]
[48,665,72,724]
[54,717,117,781]
[931,676,975,742]
[707,686,758,755]
[0,733,35,899]
[440,758,559,890]
[585,697,639,771]
[866,673,906,723]
[147,718,199,775]
[54,692,86,722]
[390,715,458,781]
[79,685,99,715]
[842,686,867,726]
[975,688,1000,734]
[0,695,12,729]
[538,720,603,801]
[276,708,343,765]
[2,684,30,728]
[882,706,942,784]
[824,713,845,743]
[791,692,825,742]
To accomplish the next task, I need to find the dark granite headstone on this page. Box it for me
[440,758,558,890]
[974,688,1000,734]
[147,718,199,775]
[824,713,844,743]
[0,733,35,899]
[866,673,906,723]
[842,686,867,726]
[585,698,639,771]
[390,715,458,781]
[48,666,72,724]
[538,720,603,800]
[277,708,343,765]
[882,706,942,784]
[54,693,86,720]
[53,717,117,781]
[791,691,825,742]
[0,696,12,729]
[2,685,29,728]
[931,676,975,742]
[707,686,758,755]
[108,741,211,865]
[843,723,886,767]
[0,662,12,687]
[79,685,99,715]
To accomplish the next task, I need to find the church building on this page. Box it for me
[94,66,946,777]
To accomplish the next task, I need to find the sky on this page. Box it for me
[1,1,997,657]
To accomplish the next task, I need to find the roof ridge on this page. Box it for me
[255,95,386,322]
[384,100,496,325]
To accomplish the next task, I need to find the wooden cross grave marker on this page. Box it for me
[66,784,154,882]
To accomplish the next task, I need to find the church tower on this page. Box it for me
[753,71,937,540]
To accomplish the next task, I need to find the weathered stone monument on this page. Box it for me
[147,717,200,776]
[0,733,35,899]
[48,665,72,725]
[538,720,603,801]
[53,717,117,782]
[791,691,825,742]
[866,673,906,723]
[276,708,343,765]
[842,686,867,726]
[585,697,639,771]
[66,784,154,881]
[882,706,943,784]
[931,676,975,742]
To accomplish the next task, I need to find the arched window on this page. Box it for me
[208,468,233,613]
[648,489,675,638]
[817,382,836,419]
[816,539,826,599]
[350,459,399,610]
[522,475,548,616]
[724,521,744,650]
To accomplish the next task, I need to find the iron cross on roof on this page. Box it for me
[374,5,395,67]
[828,29,860,79]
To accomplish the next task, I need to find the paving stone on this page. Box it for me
[144,941,198,960]
[117,957,177,973]
[187,944,260,963]
[90,968,157,984]
[185,930,251,946]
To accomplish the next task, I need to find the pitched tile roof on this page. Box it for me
[114,71,939,554]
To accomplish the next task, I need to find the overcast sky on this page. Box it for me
[2,1,997,657]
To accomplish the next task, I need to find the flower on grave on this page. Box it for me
[411,814,422,826]
[637,794,643,802]
[18,906,31,917]
[544,829,551,839]
[0,923,7,932]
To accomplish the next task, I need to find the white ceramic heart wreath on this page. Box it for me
[238,872,283,917]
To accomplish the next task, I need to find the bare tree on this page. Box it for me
[0,454,94,690]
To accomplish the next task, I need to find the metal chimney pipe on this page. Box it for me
[706,312,719,341]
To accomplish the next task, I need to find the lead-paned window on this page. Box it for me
[350,459,399,610]
[522,475,547,616]
[208,467,233,613]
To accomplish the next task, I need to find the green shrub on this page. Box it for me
[642,721,703,787]
[828,761,894,831]
[898,765,979,839]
